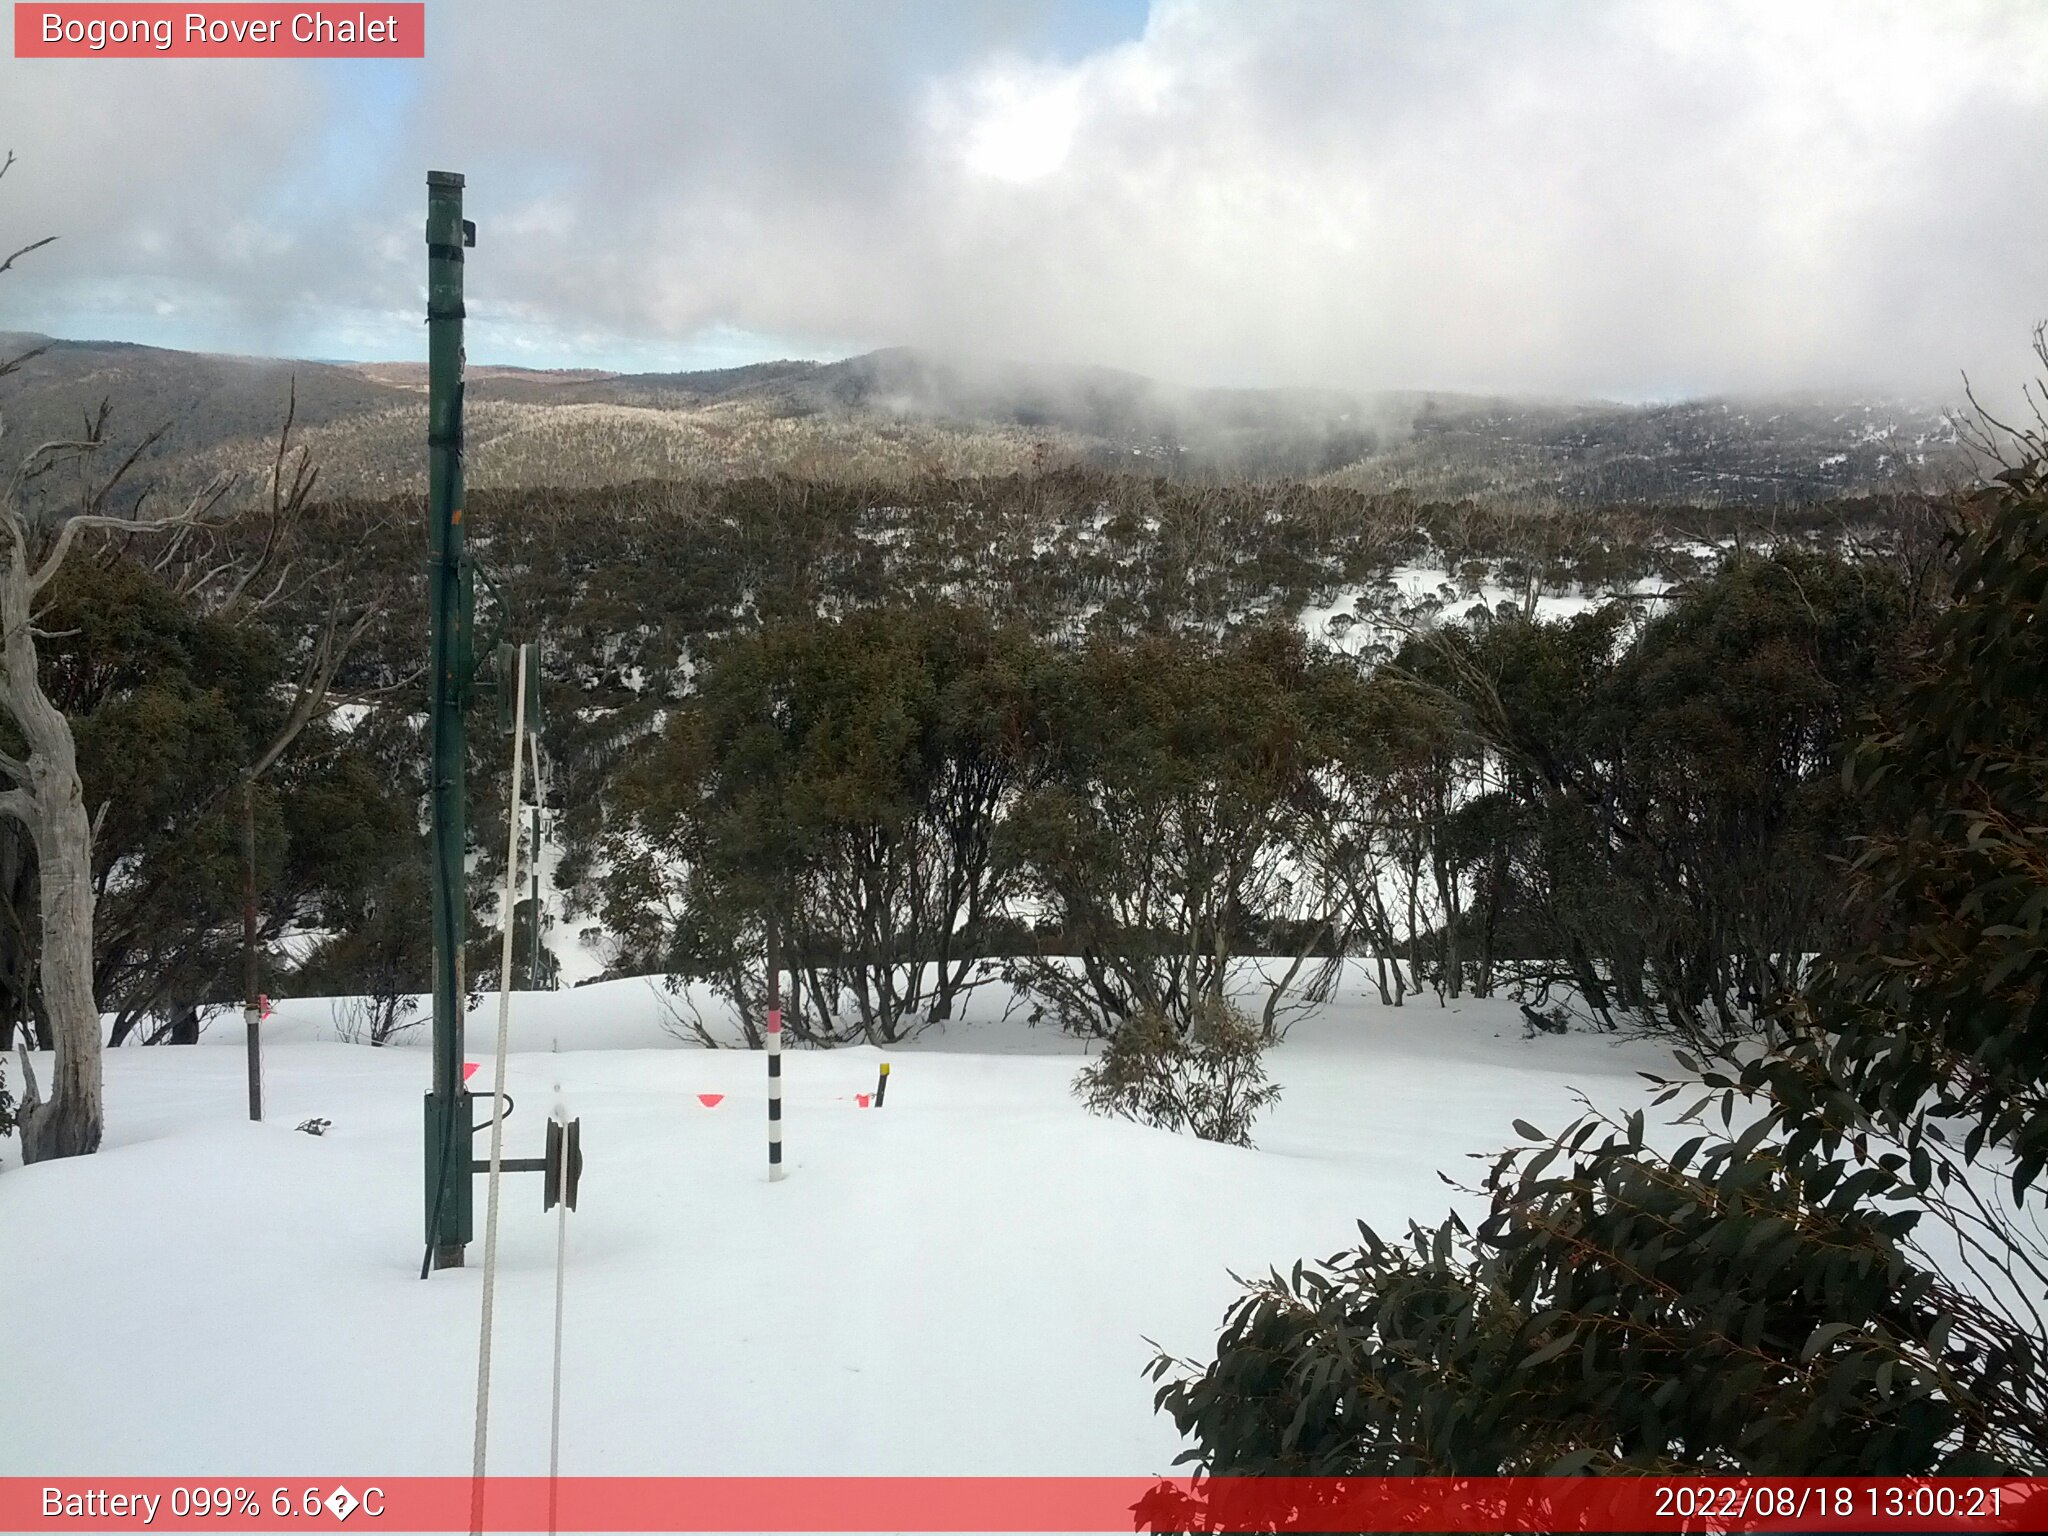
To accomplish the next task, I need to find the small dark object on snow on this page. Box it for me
[296,1117,331,1136]
[1520,1003,1569,1038]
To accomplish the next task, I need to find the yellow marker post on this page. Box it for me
[875,1062,890,1108]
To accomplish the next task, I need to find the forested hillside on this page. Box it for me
[0,449,1957,1056]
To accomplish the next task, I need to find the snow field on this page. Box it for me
[0,973,1673,1480]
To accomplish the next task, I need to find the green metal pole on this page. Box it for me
[425,170,475,1270]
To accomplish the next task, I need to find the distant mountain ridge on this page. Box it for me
[0,331,1970,505]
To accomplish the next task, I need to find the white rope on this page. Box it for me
[470,644,529,1536]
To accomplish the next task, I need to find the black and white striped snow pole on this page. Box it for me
[766,935,786,1181]
[766,1008,785,1179]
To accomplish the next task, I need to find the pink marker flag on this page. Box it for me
[698,1093,725,1108]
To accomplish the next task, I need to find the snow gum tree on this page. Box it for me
[1001,626,1338,1039]
[0,397,243,1157]
[605,603,1036,1044]
[0,155,283,1158]
[0,473,105,1161]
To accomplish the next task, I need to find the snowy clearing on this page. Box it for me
[0,972,1674,1478]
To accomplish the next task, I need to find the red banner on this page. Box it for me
[13,5,424,58]
[4,1476,2047,1532]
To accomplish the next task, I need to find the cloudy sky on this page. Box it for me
[1,0,2044,401]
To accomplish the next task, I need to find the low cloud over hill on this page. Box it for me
[0,332,1970,507]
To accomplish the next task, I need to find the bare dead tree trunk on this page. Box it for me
[0,438,240,1160]
[0,538,103,1160]
[0,156,320,1155]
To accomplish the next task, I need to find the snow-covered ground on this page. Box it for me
[1296,563,1669,658]
[0,972,1674,1478]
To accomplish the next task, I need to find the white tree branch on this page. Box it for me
[28,477,233,596]
[0,234,55,279]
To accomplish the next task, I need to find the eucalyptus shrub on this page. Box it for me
[1074,996,1279,1148]
[1152,1101,2042,1475]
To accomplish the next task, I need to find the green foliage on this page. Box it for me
[1073,995,1280,1147]
[606,603,1035,1043]
[0,555,413,1046]
[290,466,1945,972]
[1797,465,2048,1195]
[0,548,419,1047]
[1002,627,1336,1037]
[293,853,433,1044]
[1153,471,2048,1480]
[1387,548,1911,1034]
[1153,1104,2043,1475]
[30,558,272,1036]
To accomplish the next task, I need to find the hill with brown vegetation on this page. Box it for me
[0,331,1972,508]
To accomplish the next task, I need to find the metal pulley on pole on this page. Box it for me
[545,1084,576,1536]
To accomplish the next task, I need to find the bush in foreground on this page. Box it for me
[1150,1101,2043,1474]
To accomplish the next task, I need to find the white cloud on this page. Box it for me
[3,0,2044,398]
[931,58,1090,183]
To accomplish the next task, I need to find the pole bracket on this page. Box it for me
[467,1117,582,1211]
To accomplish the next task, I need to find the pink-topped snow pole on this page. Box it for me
[766,923,785,1181]
[766,1007,784,1180]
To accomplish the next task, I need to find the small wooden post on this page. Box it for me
[242,778,262,1121]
